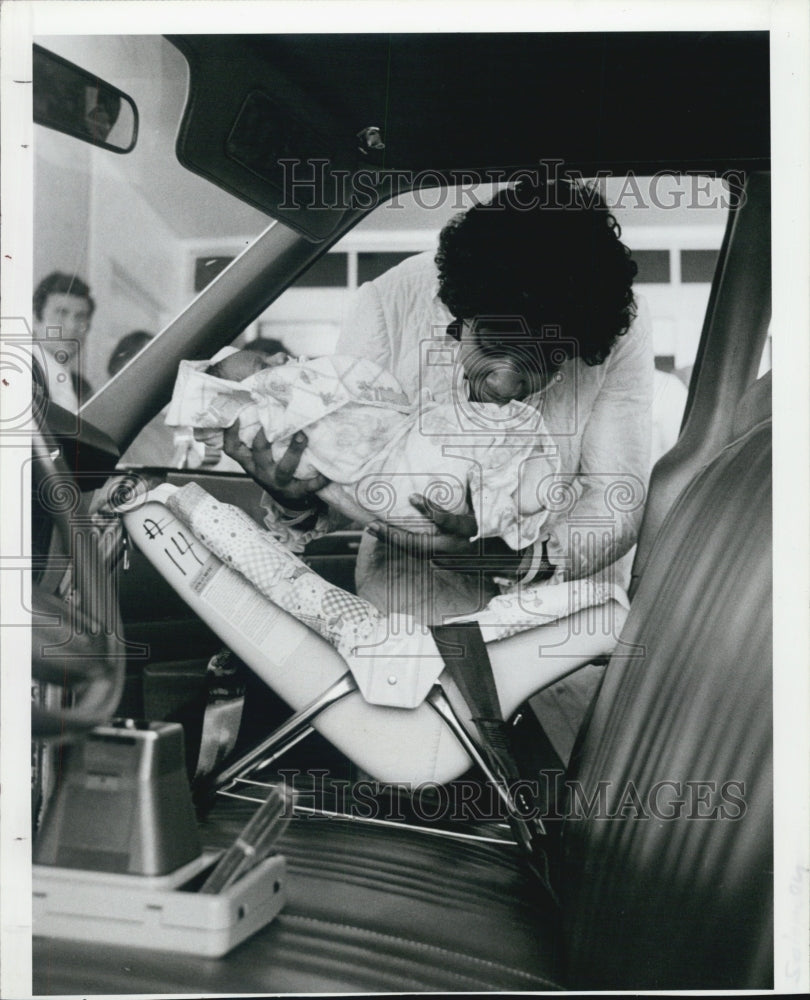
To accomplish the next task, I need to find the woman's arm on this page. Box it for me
[534,300,655,582]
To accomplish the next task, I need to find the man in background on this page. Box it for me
[32,271,95,411]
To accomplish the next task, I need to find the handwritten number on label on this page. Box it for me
[172,531,204,566]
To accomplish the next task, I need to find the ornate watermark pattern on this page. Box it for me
[30,472,154,660]
[1,318,80,436]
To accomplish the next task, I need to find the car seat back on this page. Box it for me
[630,172,770,598]
[561,387,772,989]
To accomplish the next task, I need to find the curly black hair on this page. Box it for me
[33,271,95,321]
[435,178,637,366]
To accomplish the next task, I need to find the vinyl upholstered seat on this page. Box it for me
[562,397,772,989]
[33,381,772,994]
[34,802,565,993]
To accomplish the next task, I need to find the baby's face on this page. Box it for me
[216,348,288,382]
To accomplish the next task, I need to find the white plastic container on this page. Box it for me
[33,852,286,958]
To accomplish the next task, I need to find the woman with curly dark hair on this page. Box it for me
[435,178,638,371]
[226,178,654,632]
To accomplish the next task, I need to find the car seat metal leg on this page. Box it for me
[215,672,358,790]
[426,684,546,839]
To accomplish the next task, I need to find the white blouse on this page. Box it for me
[265,250,654,624]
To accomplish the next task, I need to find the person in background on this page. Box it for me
[32,271,95,410]
[107,329,154,378]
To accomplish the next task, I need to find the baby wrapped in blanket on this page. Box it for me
[166,347,559,551]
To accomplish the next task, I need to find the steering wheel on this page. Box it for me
[31,414,128,740]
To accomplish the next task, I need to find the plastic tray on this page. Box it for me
[33,851,286,958]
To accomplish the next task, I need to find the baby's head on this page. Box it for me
[206,347,288,382]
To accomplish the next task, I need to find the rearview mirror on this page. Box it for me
[33,44,138,153]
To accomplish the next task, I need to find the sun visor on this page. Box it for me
[169,32,770,241]
[170,36,381,241]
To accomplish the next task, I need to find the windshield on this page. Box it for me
[33,35,271,406]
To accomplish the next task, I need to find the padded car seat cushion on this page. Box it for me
[34,793,565,993]
[561,419,772,989]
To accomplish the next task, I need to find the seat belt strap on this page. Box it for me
[429,621,532,795]
[430,622,558,900]
[430,622,502,723]
[431,623,527,789]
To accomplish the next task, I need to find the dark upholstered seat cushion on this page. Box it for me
[34,795,564,994]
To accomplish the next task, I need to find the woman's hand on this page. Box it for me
[222,422,329,506]
[366,493,529,578]
[367,493,477,554]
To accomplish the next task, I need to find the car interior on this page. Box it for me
[25,30,774,993]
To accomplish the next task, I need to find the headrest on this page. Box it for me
[733,369,771,438]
